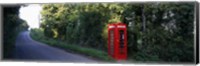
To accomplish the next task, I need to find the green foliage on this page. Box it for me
[40,3,126,51]
[3,6,29,58]
[120,3,195,62]
[39,3,195,62]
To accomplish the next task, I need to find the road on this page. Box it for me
[12,31,97,63]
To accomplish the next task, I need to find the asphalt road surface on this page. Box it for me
[13,31,97,63]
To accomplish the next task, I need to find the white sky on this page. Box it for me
[19,4,42,28]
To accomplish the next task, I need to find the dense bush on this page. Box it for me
[3,5,29,58]
[39,3,195,62]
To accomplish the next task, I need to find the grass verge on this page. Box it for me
[29,28,114,62]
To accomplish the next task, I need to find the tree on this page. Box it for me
[3,5,29,58]
[40,3,195,62]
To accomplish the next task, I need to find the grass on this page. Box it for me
[29,28,115,62]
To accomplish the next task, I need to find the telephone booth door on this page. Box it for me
[108,24,116,58]
[116,24,127,60]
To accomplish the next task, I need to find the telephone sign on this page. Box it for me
[108,23,127,60]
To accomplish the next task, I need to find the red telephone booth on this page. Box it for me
[108,23,127,60]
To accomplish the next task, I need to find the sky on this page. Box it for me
[19,4,42,29]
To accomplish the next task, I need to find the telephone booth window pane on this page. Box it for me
[119,30,124,54]
[110,30,114,55]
